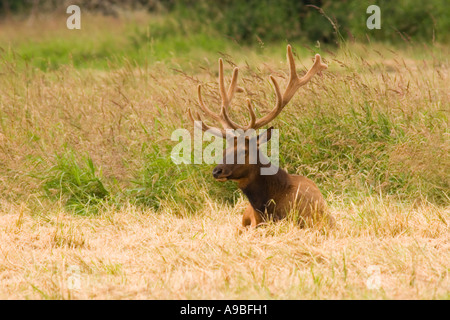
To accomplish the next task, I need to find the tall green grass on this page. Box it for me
[0,14,448,215]
[280,101,448,204]
[38,151,109,215]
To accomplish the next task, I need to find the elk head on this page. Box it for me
[188,45,327,185]
[211,126,274,183]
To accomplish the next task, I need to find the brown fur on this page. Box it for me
[239,173,328,227]
[213,133,331,228]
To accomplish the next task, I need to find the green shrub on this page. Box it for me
[40,151,109,215]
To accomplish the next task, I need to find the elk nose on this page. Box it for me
[212,167,223,178]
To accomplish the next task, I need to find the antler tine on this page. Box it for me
[197,85,221,122]
[218,59,242,130]
[193,59,240,131]
[197,82,239,131]
[283,46,327,103]
[243,99,256,130]
[193,58,257,135]
[187,108,230,138]
[226,64,240,104]
[219,59,260,131]
[218,58,229,108]
[252,44,328,129]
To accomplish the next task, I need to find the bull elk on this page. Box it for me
[188,45,333,228]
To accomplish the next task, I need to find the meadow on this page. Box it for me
[0,12,448,299]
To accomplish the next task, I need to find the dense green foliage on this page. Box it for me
[171,0,450,43]
[2,0,449,43]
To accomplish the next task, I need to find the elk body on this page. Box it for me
[189,45,333,228]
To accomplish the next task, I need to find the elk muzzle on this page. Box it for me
[212,165,232,182]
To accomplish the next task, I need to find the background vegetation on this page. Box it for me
[2,0,450,43]
[0,1,448,299]
[1,1,448,213]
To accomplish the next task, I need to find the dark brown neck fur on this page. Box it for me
[239,166,291,216]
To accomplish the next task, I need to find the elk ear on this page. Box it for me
[257,126,274,146]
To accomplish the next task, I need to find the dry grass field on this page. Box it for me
[0,197,448,299]
[0,14,448,299]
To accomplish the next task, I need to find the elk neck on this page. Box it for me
[238,166,291,215]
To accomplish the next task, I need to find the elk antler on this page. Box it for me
[188,45,327,137]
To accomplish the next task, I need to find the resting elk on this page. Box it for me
[188,45,334,228]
